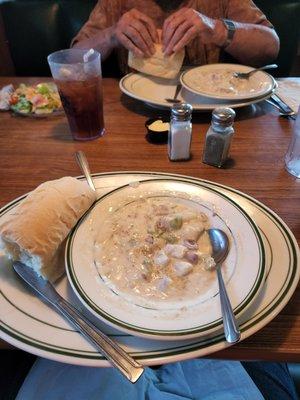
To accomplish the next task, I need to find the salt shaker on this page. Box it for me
[168,103,193,161]
[203,107,236,168]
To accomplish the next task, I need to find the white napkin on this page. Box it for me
[275,78,300,113]
[0,84,14,110]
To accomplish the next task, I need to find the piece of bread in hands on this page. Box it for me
[0,177,96,282]
[128,30,185,79]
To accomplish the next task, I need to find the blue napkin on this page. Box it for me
[16,358,263,399]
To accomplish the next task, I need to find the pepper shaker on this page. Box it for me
[168,103,193,161]
[203,107,236,168]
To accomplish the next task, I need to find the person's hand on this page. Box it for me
[113,9,158,57]
[162,8,218,56]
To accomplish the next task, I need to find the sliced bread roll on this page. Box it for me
[128,43,185,79]
[0,177,96,282]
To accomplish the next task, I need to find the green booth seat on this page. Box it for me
[255,0,300,77]
[0,0,120,77]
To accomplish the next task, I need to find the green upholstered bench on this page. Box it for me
[0,0,120,77]
[255,0,300,77]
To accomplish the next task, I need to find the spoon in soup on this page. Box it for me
[207,228,241,344]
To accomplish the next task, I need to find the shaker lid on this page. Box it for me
[171,103,193,119]
[212,107,236,125]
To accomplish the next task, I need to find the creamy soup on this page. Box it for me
[191,69,263,96]
[93,197,217,302]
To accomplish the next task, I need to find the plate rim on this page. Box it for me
[180,63,276,101]
[65,177,265,339]
[0,171,298,366]
[119,72,275,111]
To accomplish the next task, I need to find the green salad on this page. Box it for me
[10,83,62,114]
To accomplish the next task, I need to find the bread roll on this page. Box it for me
[0,177,96,281]
[128,43,185,79]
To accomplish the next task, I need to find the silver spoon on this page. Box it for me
[165,83,182,103]
[208,229,241,344]
[75,151,96,192]
[233,63,278,79]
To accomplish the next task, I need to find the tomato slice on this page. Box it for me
[9,94,19,105]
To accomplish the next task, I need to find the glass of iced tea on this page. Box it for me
[47,49,105,141]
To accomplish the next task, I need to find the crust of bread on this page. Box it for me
[128,43,185,79]
[0,177,96,281]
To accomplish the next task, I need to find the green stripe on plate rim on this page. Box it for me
[0,216,293,360]
[0,172,297,360]
[0,318,227,359]
[66,177,265,336]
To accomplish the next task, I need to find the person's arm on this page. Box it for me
[201,16,279,66]
[221,22,279,67]
[72,1,158,59]
[221,0,279,66]
[71,0,118,59]
[73,26,117,60]
[163,5,279,66]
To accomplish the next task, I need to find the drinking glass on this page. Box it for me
[285,106,300,178]
[48,49,105,141]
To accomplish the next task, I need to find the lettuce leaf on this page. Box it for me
[11,96,32,113]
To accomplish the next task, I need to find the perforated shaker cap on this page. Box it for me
[212,107,236,126]
[171,103,193,121]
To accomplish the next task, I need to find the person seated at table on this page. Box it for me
[72,0,280,75]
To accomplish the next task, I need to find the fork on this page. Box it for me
[233,64,278,79]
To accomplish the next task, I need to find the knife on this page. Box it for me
[13,261,144,383]
[271,93,295,115]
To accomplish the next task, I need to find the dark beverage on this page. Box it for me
[56,75,105,141]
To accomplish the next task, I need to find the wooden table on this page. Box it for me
[0,77,299,362]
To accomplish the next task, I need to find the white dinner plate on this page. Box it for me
[0,172,298,366]
[180,64,276,101]
[66,179,264,340]
[119,72,275,111]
